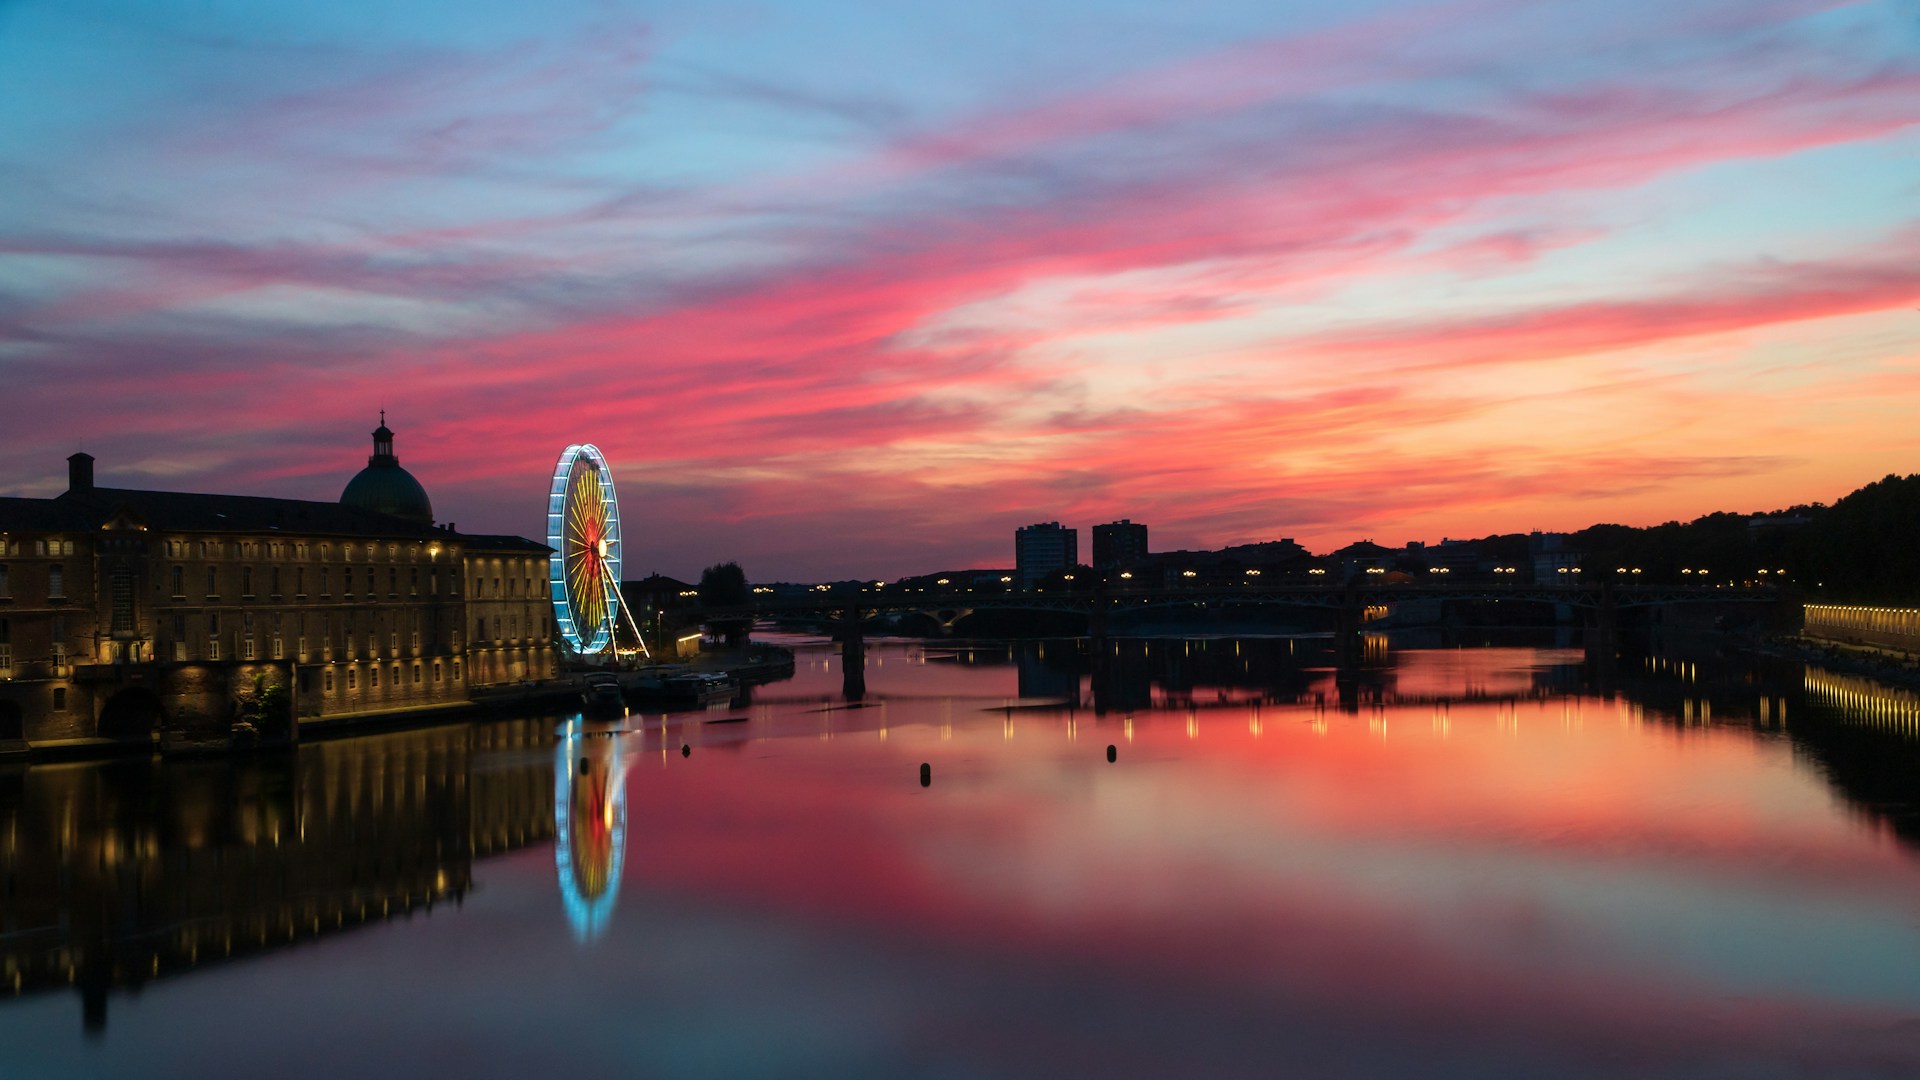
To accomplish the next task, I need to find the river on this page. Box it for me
[3,633,1919,1078]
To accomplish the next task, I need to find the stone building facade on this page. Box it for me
[463,534,558,688]
[0,425,558,753]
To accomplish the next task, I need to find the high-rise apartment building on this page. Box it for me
[1091,520,1149,570]
[1014,522,1078,587]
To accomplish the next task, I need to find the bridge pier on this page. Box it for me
[1584,584,1618,687]
[837,610,866,702]
[1334,587,1365,669]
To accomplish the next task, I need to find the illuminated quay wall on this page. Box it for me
[1802,604,1920,653]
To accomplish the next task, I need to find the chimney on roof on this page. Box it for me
[67,452,94,494]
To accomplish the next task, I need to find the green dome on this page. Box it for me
[340,419,434,524]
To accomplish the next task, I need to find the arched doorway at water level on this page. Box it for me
[98,687,164,743]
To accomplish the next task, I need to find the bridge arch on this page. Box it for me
[98,687,164,742]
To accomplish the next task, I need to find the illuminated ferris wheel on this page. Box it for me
[547,444,648,658]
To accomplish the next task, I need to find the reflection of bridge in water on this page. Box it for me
[0,719,557,1034]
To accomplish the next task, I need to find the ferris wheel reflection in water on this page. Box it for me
[554,719,629,942]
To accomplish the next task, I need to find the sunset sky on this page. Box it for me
[2,0,1917,579]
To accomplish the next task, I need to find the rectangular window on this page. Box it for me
[413,664,422,685]
[370,665,379,688]
[208,613,219,635]
[48,564,64,599]
[347,669,356,690]
[207,637,221,661]
[409,568,418,596]
[344,568,353,595]
[296,567,305,596]
[206,566,218,596]
[271,567,280,596]
[388,567,397,596]
[242,567,254,597]
[52,687,66,711]
[110,567,134,633]
[171,565,184,597]
[0,563,9,599]
[297,635,307,659]
[0,643,11,677]
[320,568,330,596]
[173,641,187,661]
[433,661,443,683]
[172,614,186,641]
[453,660,462,682]
[242,636,256,660]
[324,670,334,693]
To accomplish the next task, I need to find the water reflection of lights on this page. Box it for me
[554,719,628,943]
[1804,668,1920,738]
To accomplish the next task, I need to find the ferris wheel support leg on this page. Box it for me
[602,563,652,660]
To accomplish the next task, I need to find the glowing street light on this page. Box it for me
[1182,570,1198,578]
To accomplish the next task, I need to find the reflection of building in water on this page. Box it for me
[1803,668,1920,738]
[0,718,555,1034]
[554,721,628,942]
[1791,668,1920,851]
[1015,641,1079,700]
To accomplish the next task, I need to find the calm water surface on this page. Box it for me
[4,635,1920,1078]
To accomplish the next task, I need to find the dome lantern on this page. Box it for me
[340,413,433,524]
